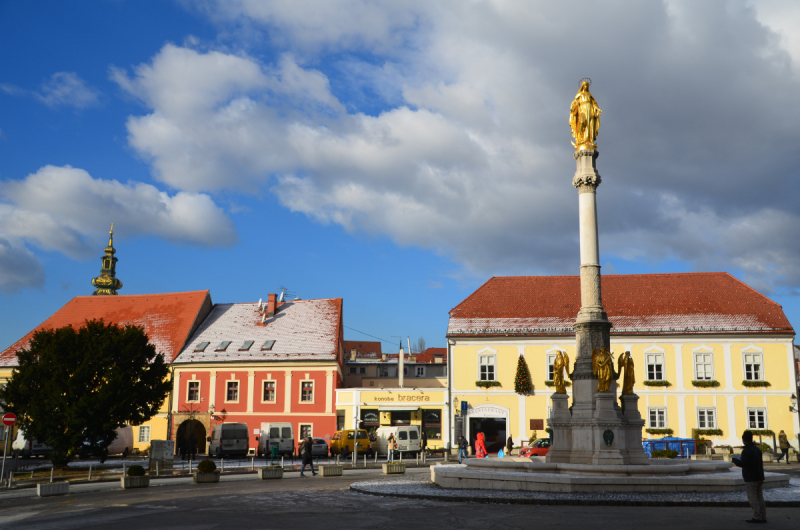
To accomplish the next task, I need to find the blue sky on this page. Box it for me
[2,1,800,352]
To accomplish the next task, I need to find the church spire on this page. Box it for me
[91,223,123,295]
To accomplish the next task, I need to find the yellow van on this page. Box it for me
[329,429,370,456]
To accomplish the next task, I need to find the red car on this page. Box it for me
[519,438,550,457]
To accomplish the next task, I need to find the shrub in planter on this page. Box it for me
[197,459,217,473]
[127,465,146,477]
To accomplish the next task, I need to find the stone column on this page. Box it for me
[571,149,612,421]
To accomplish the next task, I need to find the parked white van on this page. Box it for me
[374,426,421,456]
[208,423,250,458]
[11,430,51,458]
[256,422,294,457]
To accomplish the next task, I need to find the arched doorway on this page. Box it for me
[176,419,207,458]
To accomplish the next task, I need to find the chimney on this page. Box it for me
[381,353,387,362]
[266,293,277,317]
[350,349,357,361]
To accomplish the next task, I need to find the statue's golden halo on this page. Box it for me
[579,77,592,87]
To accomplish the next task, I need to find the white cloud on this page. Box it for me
[0,165,237,290]
[0,237,45,293]
[34,72,100,109]
[118,1,800,294]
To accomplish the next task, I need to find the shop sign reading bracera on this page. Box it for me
[373,394,431,402]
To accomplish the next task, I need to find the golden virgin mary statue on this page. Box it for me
[569,79,602,152]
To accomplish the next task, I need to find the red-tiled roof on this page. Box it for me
[416,347,447,363]
[343,340,382,357]
[448,273,793,336]
[1,291,212,366]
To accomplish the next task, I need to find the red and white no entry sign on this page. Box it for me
[2,413,16,426]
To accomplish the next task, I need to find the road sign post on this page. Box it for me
[1,413,17,485]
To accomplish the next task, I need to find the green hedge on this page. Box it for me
[696,428,723,436]
[691,380,720,388]
[544,380,571,387]
[651,449,679,459]
[197,459,217,473]
[475,380,501,388]
[749,429,774,436]
[643,380,672,387]
[645,428,674,436]
[127,465,146,477]
[742,380,771,388]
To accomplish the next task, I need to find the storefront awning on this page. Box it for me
[378,406,419,411]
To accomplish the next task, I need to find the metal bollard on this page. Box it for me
[399,451,403,463]
[50,467,54,483]
[30,471,34,479]
[281,456,284,469]
[123,463,126,477]
[364,454,366,467]
[374,452,378,464]
[156,462,159,476]
[221,458,224,473]
[88,464,92,481]
[251,457,254,471]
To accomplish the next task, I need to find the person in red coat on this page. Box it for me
[475,432,488,458]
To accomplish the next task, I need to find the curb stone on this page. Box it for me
[348,485,800,508]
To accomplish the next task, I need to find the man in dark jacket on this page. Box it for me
[299,436,317,477]
[732,430,766,523]
[458,434,469,464]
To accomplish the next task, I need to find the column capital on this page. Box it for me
[573,174,602,191]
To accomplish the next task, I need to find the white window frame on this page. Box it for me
[644,346,666,381]
[648,407,667,429]
[300,380,314,403]
[415,366,426,377]
[186,380,200,403]
[546,353,557,382]
[261,379,276,403]
[697,407,717,429]
[299,424,313,440]
[747,407,768,430]
[477,347,498,382]
[138,425,151,443]
[225,379,240,403]
[742,347,764,382]
[693,351,714,381]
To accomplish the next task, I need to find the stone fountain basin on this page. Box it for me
[432,459,790,493]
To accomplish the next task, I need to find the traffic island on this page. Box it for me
[382,463,406,475]
[258,466,283,480]
[319,465,343,477]
[37,482,69,497]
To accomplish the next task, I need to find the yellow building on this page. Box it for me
[447,273,799,452]
[336,342,450,450]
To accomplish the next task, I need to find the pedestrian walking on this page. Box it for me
[732,430,766,523]
[506,434,514,456]
[299,436,317,477]
[458,434,469,464]
[475,432,487,459]
[777,430,790,464]
[421,430,428,455]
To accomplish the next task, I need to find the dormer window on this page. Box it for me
[194,341,210,352]
[215,341,231,352]
[261,340,275,351]
[239,340,254,351]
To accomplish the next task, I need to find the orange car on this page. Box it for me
[519,438,550,457]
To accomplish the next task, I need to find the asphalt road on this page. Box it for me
[0,467,798,530]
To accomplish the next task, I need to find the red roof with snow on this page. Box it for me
[343,340,382,358]
[1,291,212,366]
[448,273,793,336]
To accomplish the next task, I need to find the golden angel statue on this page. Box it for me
[592,347,614,393]
[552,350,570,394]
[618,350,635,395]
[569,79,602,152]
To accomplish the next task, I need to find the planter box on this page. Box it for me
[762,453,774,462]
[37,482,69,497]
[193,471,220,484]
[382,463,406,475]
[121,476,150,489]
[258,466,283,480]
[319,465,343,477]
[690,454,712,460]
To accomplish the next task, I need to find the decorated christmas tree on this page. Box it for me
[514,354,533,394]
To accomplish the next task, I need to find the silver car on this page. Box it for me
[311,437,328,457]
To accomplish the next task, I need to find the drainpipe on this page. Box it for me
[447,338,454,454]
[166,367,175,441]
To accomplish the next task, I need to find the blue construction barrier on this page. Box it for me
[643,437,697,458]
